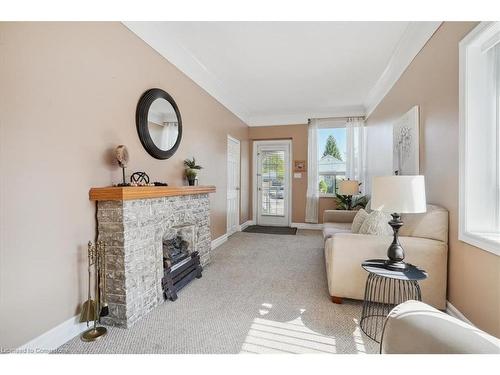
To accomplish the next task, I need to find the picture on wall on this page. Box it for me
[294,160,306,172]
[393,106,419,175]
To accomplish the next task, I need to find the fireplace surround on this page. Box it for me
[90,186,215,328]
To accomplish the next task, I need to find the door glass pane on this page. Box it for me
[261,150,285,216]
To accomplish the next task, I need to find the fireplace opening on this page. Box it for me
[161,224,202,301]
[163,235,190,269]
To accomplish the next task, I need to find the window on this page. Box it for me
[459,22,500,255]
[260,150,285,216]
[318,126,347,196]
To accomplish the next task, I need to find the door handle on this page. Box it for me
[235,187,240,190]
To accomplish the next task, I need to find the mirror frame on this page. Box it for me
[136,88,182,160]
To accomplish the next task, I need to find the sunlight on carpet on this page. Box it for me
[240,303,368,354]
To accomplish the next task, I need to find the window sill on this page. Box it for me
[320,194,336,198]
[459,231,500,256]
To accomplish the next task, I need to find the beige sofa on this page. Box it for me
[381,300,500,353]
[323,204,449,309]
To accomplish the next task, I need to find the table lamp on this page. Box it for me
[338,179,359,210]
[371,175,426,270]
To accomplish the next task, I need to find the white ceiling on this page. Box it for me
[124,22,440,126]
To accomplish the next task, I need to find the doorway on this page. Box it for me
[253,140,292,227]
[227,135,241,235]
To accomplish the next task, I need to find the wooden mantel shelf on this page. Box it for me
[89,185,216,201]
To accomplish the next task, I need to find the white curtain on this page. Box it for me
[305,119,319,223]
[345,117,366,194]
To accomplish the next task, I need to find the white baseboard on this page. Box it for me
[211,233,228,250]
[446,301,474,325]
[16,315,88,353]
[291,222,324,230]
[238,220,254,231]
[15,231,232,353]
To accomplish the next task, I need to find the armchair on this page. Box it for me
[380,300,500,353]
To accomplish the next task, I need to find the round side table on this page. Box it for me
[360,259,427,343]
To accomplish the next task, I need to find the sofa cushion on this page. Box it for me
[351,208,368,233]
[358,210,392,235]
[400,204,449,243]
[323,222,351,240]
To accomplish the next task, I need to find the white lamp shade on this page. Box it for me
[339,179,359,196]
[371,176,427,213]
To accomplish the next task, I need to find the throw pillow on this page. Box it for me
[358,210,393,235]
[351,209,369,233]
[365,199,373,213]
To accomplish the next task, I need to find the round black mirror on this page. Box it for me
[136,88,182,159]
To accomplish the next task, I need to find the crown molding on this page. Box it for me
[247,105,366,127]
[123,22,251,124]
[364,22,442,118]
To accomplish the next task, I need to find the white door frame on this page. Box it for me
[227,135,241,235]
[252,140,293,227]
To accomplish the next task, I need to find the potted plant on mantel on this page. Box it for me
[184,157,202,186]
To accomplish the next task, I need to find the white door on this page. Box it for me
[255,141,291,227]
[227,136,240,235]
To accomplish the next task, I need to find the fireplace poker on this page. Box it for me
[100,241,109,317]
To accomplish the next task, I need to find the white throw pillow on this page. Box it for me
[365,199,373,213]
[358,210,393,236]
[351,209,369,233]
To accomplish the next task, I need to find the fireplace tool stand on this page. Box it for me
[81,241,107,342]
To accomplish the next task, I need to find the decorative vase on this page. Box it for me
[186,169,197,186]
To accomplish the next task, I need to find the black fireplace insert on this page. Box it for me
[162,234,202,301]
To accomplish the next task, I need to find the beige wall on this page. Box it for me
[365,22,500,336]
[248,124,337,223]
[0,22,250,349]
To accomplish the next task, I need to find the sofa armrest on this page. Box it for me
[381,300,500,354]
[323,209,357,223]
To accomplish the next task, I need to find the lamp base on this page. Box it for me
[386,213,406,268]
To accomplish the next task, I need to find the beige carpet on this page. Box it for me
[58,230,378,354]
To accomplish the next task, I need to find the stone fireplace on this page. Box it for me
[90,186,215,328]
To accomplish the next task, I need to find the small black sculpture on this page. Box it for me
[130,171,150,184]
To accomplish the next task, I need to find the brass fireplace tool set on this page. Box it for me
[80,241,108,341]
